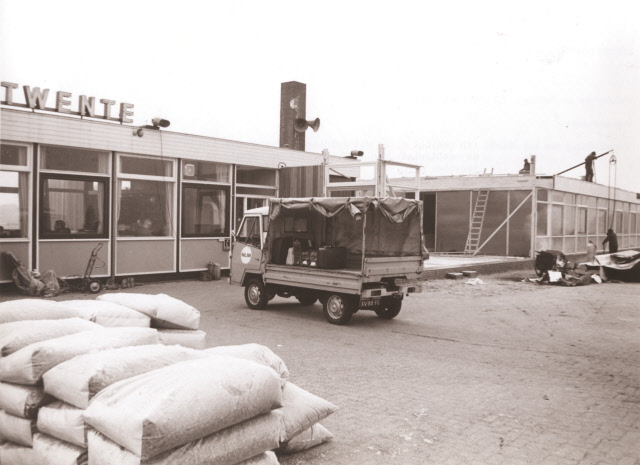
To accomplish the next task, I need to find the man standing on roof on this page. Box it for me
[602,229,618,254]
[585,151,596,182]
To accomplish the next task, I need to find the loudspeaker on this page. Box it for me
[294,117,321,133]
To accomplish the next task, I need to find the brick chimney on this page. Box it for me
[279,81,306,151]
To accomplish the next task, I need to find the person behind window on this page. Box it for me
[54,220,70,234]
[519,158,530,174]
[133,218,152,236]
[602,228,618,253]
[84,205,99,232]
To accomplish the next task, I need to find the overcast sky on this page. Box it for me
[1,0,638,192]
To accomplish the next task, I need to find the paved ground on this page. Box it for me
[4,271,638,464]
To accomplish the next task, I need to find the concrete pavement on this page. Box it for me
[3,271,638,464]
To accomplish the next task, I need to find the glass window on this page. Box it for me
[587,197,597,208]
[236,186,277,197]
[236,167,276,186]
[117,179,173,237]
[564,193,575,205]
[182,160,229,183]
[615,212,623,233]
[0,170,29,238]
[537,189,548,202]
[182,185,229,237]
[41,146,109,174]
[577,208,587,235]
[564,206,575,235]
[121,156,172,177]
[551,205,563,235]
[551,191,564,203]
[536,203,548,236]
[40,176,107,238]
[630,213,636,235]
[597,210,607,235]
[236,216,261,247]
[587,208,596,235]
[1,144,27,166]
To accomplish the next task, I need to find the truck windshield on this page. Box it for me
[237,216,261,247]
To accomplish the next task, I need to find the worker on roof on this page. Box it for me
[519,158,530,174]
[585,151,596,182]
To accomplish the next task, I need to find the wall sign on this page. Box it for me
[1,81,134,123]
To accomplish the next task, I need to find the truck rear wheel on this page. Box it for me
[375,297,402,319]
[245,279,268,310]
[323,294,354,325]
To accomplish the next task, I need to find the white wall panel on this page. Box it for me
[1,109,323,168]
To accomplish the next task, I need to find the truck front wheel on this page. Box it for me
[375,297,402,319]
[323,294,354,325]
[245,279,268,310]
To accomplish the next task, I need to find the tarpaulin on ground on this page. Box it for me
[578,250,640,282]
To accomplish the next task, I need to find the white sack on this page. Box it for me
[278,423,334,454]
[157,329,206,349]
[64,301,150,328]
[0,327,158,385]
[44,344,206,409]
[0,441,36,465]
[37,401,87,448]
[278,383,338,442]
[86,411,282,465]
[0,318,99,357]
[149,294,200,330]
[0,382,52,418]
[97,293,200,330]
[238,451,280,465]
[33,433,87,465]
[0,410,35,447]
[96,294,157,318]
[0,299,83,324]
[84,356,283,460]
[205,344,289,386]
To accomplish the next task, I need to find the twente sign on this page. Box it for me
[1,81,134,124]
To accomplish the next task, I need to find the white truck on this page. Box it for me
[229,197,425,325]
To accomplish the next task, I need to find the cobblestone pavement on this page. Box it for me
[6,272,638,464]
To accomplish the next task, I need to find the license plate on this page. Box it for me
[360,298,381,309]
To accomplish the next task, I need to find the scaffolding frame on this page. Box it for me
[322,144,421,198]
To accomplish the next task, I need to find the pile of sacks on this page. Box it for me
[0,296,337,465]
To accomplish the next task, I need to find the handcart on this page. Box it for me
[60,243,105,294]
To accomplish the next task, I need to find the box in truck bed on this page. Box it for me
[317,247,346,269]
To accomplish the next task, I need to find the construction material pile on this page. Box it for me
[0,295,337,465]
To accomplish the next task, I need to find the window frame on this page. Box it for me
[0,142,32,241]
[181,183,231,238]
[116,153,177,239]
[39,172,110,240]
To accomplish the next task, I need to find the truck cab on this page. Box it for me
[229,197,424,325]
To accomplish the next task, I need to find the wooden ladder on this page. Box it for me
[464,190,490,254]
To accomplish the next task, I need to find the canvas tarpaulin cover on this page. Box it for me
[268,197,423,257]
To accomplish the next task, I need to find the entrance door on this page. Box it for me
[229,214,263,285]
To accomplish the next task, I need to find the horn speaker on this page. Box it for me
[294,117,321,133]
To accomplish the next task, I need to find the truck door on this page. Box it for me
[229,214,263,285]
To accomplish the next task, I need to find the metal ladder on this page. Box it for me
[464,190,490,254]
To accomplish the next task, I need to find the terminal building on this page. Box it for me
[1,81,639,284]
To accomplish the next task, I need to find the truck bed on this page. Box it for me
[264,256,423,295]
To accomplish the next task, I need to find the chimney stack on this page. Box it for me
[279,81,306,151]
